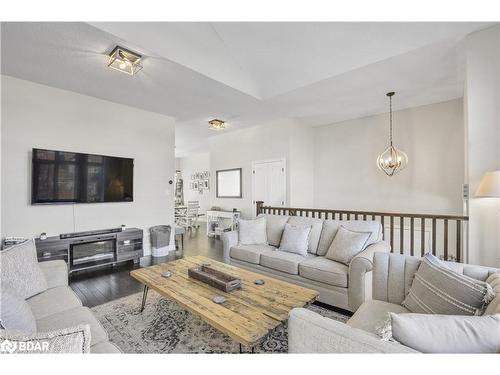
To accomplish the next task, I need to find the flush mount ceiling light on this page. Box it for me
[208,119,226,130]
[377,92,408,176]
[108,46,143,76]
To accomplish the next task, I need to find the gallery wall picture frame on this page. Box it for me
[216,168,242,198]
[187,170,210,192]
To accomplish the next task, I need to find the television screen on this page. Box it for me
[32,148,133,204]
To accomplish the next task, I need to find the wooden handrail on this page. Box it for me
[255,201,468,262]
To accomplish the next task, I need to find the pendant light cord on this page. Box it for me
[389,94,393,147]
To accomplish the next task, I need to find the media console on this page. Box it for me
[35,228,143,274]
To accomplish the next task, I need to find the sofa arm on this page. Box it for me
[39,260,68,288]
[220,231,238,264]
[348,241,390,311]
[288,308,417,353]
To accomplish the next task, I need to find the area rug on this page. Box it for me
[91,290,349,353]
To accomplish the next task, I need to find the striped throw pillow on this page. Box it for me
[484,272,500,315]
[402,254,495,315]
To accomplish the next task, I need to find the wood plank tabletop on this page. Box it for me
[130,255,319,347]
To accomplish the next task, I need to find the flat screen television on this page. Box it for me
[32,148,134,204]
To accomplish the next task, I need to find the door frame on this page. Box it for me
[251,157,287,218]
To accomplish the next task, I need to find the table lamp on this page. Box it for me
[476,171,500,197]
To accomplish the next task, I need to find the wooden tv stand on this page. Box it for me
[35,228,143,274]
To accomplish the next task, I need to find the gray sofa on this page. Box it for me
[25,260,120,353]
[221,214,390,312]
[288,252,500,353]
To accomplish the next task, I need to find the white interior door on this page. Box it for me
[252,159,286,217]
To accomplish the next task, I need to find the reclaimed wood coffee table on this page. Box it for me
[130,255,319,352]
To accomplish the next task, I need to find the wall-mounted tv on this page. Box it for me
[32,148,134,204]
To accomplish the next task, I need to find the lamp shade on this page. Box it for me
[476,170,500,197]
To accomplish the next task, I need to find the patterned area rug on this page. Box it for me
[91,290,349,353]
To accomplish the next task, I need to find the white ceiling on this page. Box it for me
[1,22,494,156]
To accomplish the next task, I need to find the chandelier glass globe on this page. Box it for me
[377,92,408,176]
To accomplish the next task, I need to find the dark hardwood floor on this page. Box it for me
[70,223,222,307]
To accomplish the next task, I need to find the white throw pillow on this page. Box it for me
[0,324,91,354]
[238,217,268,245]
[378,312,500,353]
[0,284,37,334]
[325,226,371,265]
[0,239,48,299]
[278,223,311,256]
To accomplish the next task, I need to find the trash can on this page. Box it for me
[149,225,171,257]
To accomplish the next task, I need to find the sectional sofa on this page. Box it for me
[25,259,121,353]
[288,252,500,353]
[221,213,390,312]
[0,239,120,353]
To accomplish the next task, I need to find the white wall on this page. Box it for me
[314,99,465,215]
[209,120,291,218]
[288,123,315,208]
[465,25,500,267]
[177,152,211,219]
[1,76,176,256]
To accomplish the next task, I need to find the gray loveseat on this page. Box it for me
[21,259,120,353]
[288,252,500,353]
[221,214,390,312]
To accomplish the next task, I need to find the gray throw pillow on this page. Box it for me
[238,217,268,245]
[0,239,48,299]
[0,284,37,334]
[325,226,371,265]
[379,312,500,353]
[402,253,495,315]
[0,324,91,354]
[278,223,311,256]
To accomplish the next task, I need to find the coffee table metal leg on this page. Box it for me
[140,286,149,312]
[239,343,255,353]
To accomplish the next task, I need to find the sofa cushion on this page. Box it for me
[317,220,383,256]
[278,223,311,256]
[325,226,371,265]
[0,324,91,354]
[238,216,268,245]
[230,244,276,264]
[0,284,37,334]
[0,239,48,299]
[382,313,500,353]
[39,260,68,289]
[27,286,82,320]
[402,253,495,315]
[258,214,289,246]
[347,300,410,335]
[91,341,122,353]
[298,257,349,288]
[260,251,315,275]
[286,216,323,254]
[36,306,108,346]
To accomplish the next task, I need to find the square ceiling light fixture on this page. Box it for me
[208,119,226,130]
[108,46,143,76]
